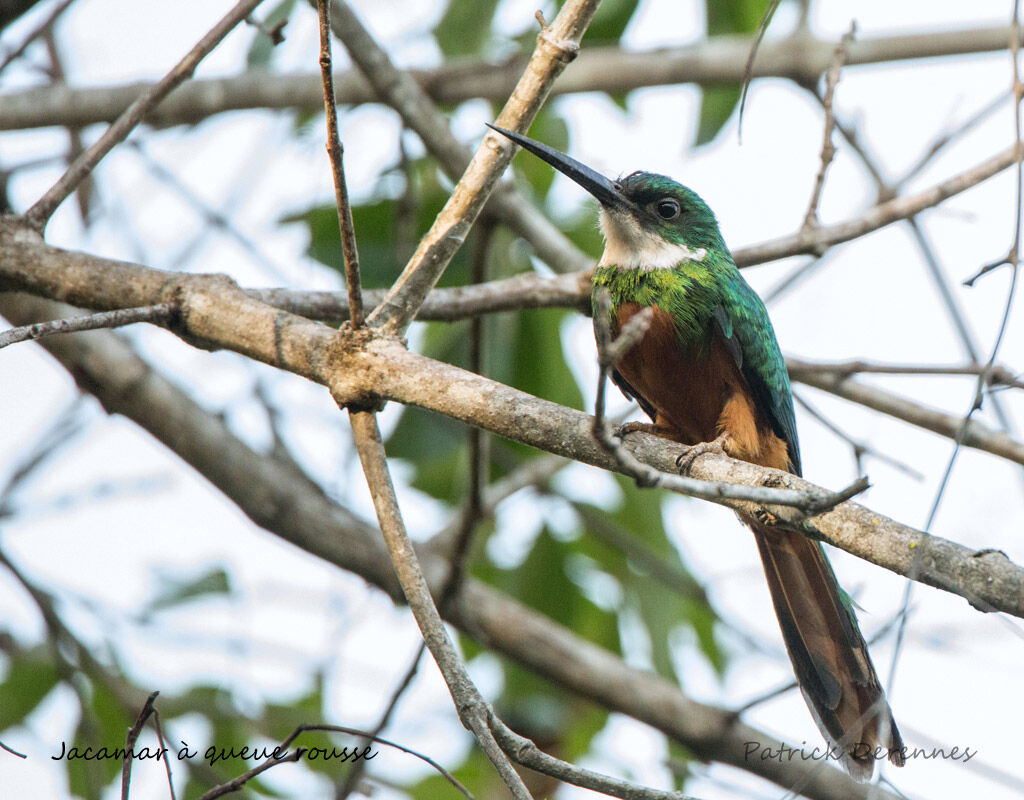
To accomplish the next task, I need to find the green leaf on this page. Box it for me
[434,0,500,57]
[0,647,59,730]
[496,309,583,411]
[66,679,129,799]
[282,199,400,287]
[246,0,296,69]
[143,567,231,617]
[695,85,741,146]
[582,0,641,45]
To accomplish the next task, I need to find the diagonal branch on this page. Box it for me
[2,229,1022,615]
[25,0,266,228]
[0,291,900,800]
[347,411,533,800]
[365,0,601,332]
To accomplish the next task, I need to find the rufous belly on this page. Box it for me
[613,302,789,471]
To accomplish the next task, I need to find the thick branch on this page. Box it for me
[1,222,1021,615]
[2,26,1021,131]
[0,291,899,800]
[6,219,1024,472]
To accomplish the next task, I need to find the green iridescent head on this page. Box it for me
[487,124,727,266]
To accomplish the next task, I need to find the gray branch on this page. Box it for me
[1,26,1020,132]
[0,290,899,800]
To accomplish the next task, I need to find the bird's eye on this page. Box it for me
[655,198,681,219]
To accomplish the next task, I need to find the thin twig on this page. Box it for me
[42,25,92,221]
[120,691,160,800]
[0,739,27,759]
[149,707,178,800]
[733,143,1018,266]
[335,643,426,799]
[24,0,266,228]
[0,0,76,76]
[803,24,856,231]
[737,0,782,142]
[489,715,693,800]
[0,303,176,349]
[898,92,1009,188]
[347,411,532,800]
[793,391,924,480]
[194,749,306,800]
[315,0,363,328]
[283,723,472,798]
[787,356,1024,390]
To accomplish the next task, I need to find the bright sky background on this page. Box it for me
[0,1,1022,798]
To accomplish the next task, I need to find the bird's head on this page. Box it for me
[488,124,726,270]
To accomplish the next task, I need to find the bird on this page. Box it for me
[487,123,904,781]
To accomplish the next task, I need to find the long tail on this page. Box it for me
[750,521,905,780]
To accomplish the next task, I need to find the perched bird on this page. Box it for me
[488,123,904,780]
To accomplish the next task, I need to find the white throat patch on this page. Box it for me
[597,208,706,271]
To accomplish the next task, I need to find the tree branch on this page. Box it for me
[2,225,1022,616]
[366,0,601,332]
[2,26,1021,131]
[0,291,901,800]
[0,303,176,348]
[24,0,266,228]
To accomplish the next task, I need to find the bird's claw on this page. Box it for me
[618,421,658,438]
[675,435,730,476]
[753,508,780,527]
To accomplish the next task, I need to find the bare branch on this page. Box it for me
[0,292,901,800]
[0,303,175,349]
[24,0,266,227]
[120,691,160,800]
[347,411,532,800]
[791,367,1024,467]
[787,356,1024,390]
[4,26,1023,132]
[733,143,1018,266]
[194,749,306,800]
[315,0,363,328]
[803,24,855,231]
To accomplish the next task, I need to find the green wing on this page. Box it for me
[717,271,801,476]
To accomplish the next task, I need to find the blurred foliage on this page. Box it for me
[246,0,298,70]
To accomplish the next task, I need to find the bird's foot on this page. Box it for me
[617,421,674,438]
[752,507,780,527]
[675,433,732,476]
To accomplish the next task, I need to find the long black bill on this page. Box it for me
[487,123,627,210]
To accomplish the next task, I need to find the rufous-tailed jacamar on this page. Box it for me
[488,123,904,780]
